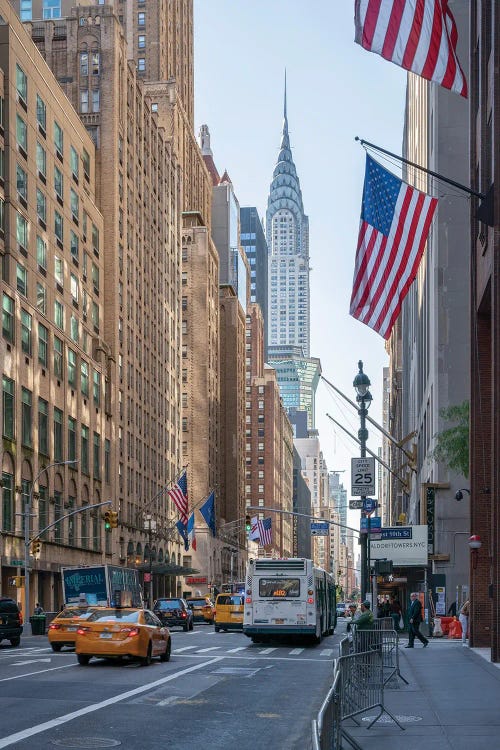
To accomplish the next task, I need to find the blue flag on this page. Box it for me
[200,491,216,537]
[176,520,189,551]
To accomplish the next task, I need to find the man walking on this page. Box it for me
[405,592,429,648]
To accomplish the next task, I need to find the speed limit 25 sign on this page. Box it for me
[351,457,375,496]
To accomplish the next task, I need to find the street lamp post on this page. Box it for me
[353,360,373,601]
[24,459,78,626]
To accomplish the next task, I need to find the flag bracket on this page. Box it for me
[355,137,494,226]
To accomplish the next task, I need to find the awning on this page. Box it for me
[136,563,200,576]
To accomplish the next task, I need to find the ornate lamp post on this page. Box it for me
[353,360,373,600]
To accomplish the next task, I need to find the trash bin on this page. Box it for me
[29,615,46,635]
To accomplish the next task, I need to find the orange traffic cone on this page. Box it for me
[448,616,462,639]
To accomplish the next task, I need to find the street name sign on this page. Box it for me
[381,527,413,540]
[360,517,369,535]
[349,499,364,509]
[370,525,428,566]
[311,521,329,536]
[10,559,24,566]
[351,457,376,496]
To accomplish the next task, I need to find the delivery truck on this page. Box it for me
[61,565,143,608]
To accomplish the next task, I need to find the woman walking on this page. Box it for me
[459,600,470,646]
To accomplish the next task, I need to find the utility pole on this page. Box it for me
[353,361,373,601]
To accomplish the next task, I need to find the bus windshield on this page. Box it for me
[258,577,300,598]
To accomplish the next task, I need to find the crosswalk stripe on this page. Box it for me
[196,647,221,653]
[173,646,197,653]
[227,647,247,653]
[289,648,304,655]
[258,648,276,654]
[320,649,333,656]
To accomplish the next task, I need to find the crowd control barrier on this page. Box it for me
[311,668,341,750]
[352,628,408,686]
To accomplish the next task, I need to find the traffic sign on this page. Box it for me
[310,522,329,536]
[349,499,364,509]
[360,517,369,534]
[369,516,382,535]
[363,498,378,513]
[351,457,376,496]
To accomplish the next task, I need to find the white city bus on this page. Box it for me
[243,558,336,643]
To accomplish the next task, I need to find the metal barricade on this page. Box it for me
[339,635,351,657]
[352,628,408,686]
[311,668,341,750]
[374,616,395,630]
[338,649,404,747]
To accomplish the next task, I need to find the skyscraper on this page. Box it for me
[240,207,268,353]
[266,79,310,356]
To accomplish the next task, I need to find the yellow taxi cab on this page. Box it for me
[213,594,244,632]
[47,606,99,652]
[75,607,171,666]
[187,597,215,624]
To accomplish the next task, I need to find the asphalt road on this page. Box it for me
[0,622,345,750]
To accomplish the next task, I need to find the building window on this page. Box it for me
[54,336,63,378]
[68,348,77,387]
[36,94,46,131]
[81,359,89,396]
[105,438,110,482]
[70,315,79,343]
[54,210,63,243]
[80,90,89,114]
[70,230,79,261]
[92,89,100,112]
[93,370,101,406]
[2,471,14,531]
[38,322,48,366]
[17,164,27,202]
[2,376,15,439]
[38,397,49,454]
[54,165,63,198]
[54,299,64,330]
[137,58,146,72]
[36,142,46,178]
[16,215,28,252]
[16,114,27,152]
[138,34,145,48]
[16,64,27,104]
[92,224,99,254]
[70,188,79,220]
[80,52,88,76]
[2,294,14,341]
[38,485,48,539]
[36,189,46,224]
[91,263,99,293]
[138,11,145,25]
[21,309,32,354]
[81,425,89,474]
[20,0,32,20]
[70,146,79,179]
[54,256,64,286]
[68,416,76,461]
[82,149,90,179]
[54,120,63,156]
[93,432,100,478]
[70,273,79,303]
[43,0,61,19]
[21,387,32,447]
[53,407,63,460]
[36,236,47,270]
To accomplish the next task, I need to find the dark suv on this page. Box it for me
[0,597,23,647]
[153,598,194,631]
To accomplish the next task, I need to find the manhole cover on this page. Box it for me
[51,740,121,748]
[361,714,422,724]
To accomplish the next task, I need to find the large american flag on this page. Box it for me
[257,517,272,547]
[168,470,188,526]
[354,0,467,97]
[350,155,437,339]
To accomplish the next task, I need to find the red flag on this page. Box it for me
[350,156,437,339]
[354,0,467,97]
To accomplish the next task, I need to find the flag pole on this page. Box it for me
[355,136,485,200]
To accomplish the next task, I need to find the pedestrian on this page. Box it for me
[352,600,374,631]
[34,602,44,615]
[345,603,358,632]
[390,595,403,631]
[405,592,429,648]
[459,599,470,646]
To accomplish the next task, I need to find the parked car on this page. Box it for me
[75,607,171,666]
[213,594,244,632]
[153,598,194,631]
[187,597,215,624]
[336,602,347,618]
[0,597,23,647]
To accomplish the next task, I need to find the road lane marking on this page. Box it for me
[289,648,304,655]
[11,658,51,666]
[0,664,74,683]
[320,649,333,656]
[226,647,247,653]
[172,646,197,652]
[195,647,221,653]
[258,648,276,654]
[0,657,223,749]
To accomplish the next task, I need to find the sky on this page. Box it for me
[193,1,407,528]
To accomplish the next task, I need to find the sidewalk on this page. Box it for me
[343,638,500,749]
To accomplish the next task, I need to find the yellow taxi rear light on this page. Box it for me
[49,623,61,630]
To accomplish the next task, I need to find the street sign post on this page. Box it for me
[351,457,376,496]
[310,521,329,536]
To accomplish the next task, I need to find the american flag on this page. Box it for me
[350,155,437,339]
[168,470,188,526]
[354,0,467,97]
[257,517,272,547]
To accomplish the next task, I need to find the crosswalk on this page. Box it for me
[172,644,334,658]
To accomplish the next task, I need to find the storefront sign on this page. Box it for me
[185,576,207,585]
[370,525,428,566]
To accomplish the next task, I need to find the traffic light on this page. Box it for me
[30,540,42,557]
[104,510,112,531]
[245,515,252,532]
[110,511,119,529]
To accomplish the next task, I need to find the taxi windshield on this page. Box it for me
[87,609,141,623]
[59,608,93,618]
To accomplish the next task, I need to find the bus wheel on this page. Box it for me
[251,636,261,643]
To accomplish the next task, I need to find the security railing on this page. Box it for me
[352,628,408,686]
[311,668,341,750]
